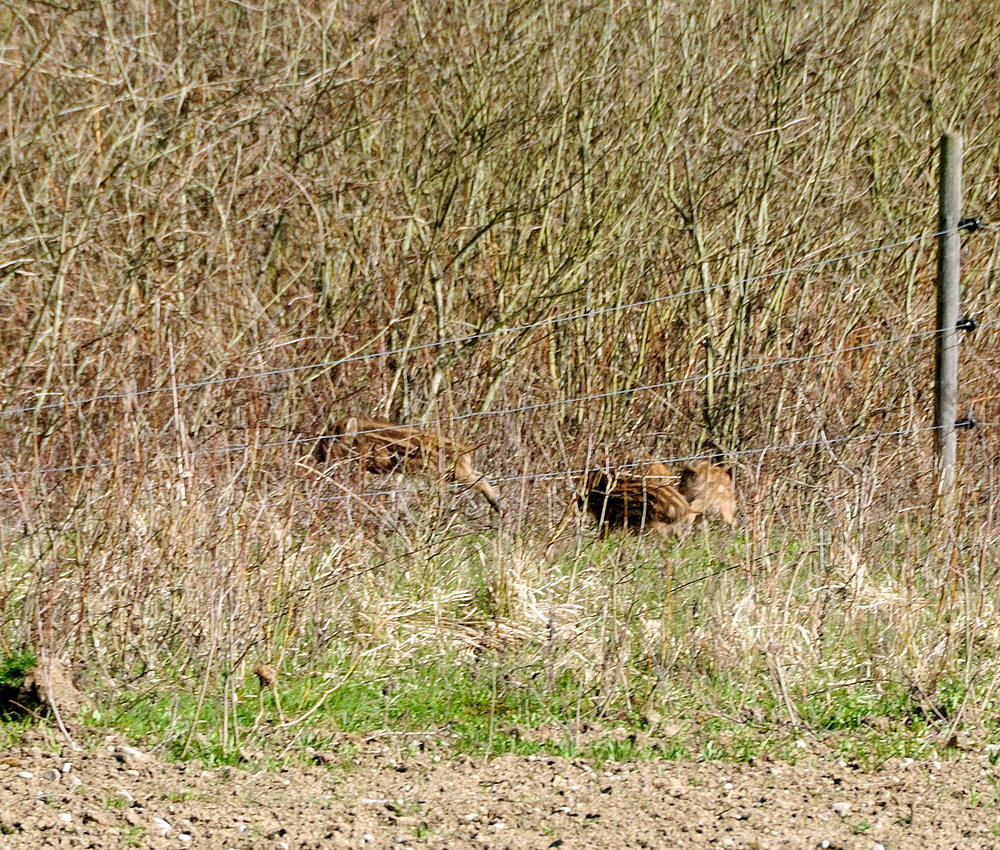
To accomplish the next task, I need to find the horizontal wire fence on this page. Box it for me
[0,309,970,484]
[309,421,963,505]
[0,225,955,418]
[0,221,993,526]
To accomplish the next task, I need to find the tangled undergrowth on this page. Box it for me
[1,0,999,764]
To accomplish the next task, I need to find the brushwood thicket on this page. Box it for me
[1,1,999,732]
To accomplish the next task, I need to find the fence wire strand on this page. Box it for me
[0,320,955,481]
[2,226,952,418]
[1,220,992,492]
[312,421,961,503]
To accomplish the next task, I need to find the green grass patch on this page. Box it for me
[0,649,36,721]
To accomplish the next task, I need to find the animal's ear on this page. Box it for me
[343,416,359,437]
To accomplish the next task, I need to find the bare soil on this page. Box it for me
[2,730,999,850]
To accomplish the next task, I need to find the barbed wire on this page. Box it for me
[0,319,955,482]
[2,225,953,418]
[397,326,947,429]
[4,406,994,494]
[1,217,988,489]
[276,322,944,442]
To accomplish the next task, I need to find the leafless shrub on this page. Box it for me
[0,0,997,742]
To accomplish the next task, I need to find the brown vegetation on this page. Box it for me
[0,0,998,754]
[316,416,501,513]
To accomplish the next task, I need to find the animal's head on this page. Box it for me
[314,415,359,463]
[678,460,736,526]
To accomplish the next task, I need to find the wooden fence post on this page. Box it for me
[934,132,961,500]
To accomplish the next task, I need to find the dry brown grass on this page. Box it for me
[1,0,999,745]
